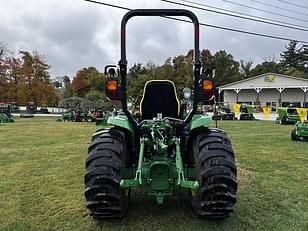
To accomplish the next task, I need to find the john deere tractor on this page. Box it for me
[239,104,255,120]
[212,102,235,120]
[277,107,300,124]
[84,9,237,219]
[291,121,308,141]
[0,103,14,123]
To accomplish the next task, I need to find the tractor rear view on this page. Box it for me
[84,9,237,219]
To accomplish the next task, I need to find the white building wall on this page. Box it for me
[223,88,306,108]
[220,73,308,89]
[223,90,237,106]
[280,88,305,103]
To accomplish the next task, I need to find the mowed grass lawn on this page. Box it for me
[0,117,307,231]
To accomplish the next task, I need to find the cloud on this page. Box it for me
[1,0,307,77]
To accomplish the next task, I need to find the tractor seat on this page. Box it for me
[140,80,180,120]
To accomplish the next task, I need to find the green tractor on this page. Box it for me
[277,107,300,124]
[84,9,237,219]
[239,104,255,120]
[0,103,14,123]
[57,111,73,122]
[58,110,95,122]
[95,110,114,126]
[10,102,20,113]
[291,121,308,141]
[212,102,235,120]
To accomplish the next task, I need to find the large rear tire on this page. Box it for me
[84,128,129,218]
[191,128,237,219]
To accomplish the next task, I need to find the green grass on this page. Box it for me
[0,118,307,231]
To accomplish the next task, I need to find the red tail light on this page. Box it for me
[202,79,214,100]
[106,79,120,100]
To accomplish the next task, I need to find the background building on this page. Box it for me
[218,73,308,110]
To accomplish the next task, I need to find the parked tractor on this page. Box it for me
[20,102,37,118]
[26,102,37,113]
[57,110,95,122]
[10,102,20,113]
[39,107,50,114]
[84,9,237,219]
[239,104,255,120]
[291,121,308,141]
[277,107,300,124]
[212,102,235,120]
[0,103,14,123]
[95,110,114,126]
[57,111,74,122]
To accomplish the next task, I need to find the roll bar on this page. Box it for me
[118,9,201,128]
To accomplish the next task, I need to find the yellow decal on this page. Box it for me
[262,106,271,120]
[296,108,308,123]
[265,75,275,82]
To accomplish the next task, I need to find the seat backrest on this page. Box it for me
[140,80,180,120]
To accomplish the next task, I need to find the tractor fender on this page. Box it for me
[189,114,212,131]
[107,115,136,156]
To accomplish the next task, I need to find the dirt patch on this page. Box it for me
[238,167,255,191]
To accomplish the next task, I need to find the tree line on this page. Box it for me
[0,46,58,106]
[1,40,307,107]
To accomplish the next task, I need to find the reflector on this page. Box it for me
[203,80,213,90]
[107,80,118,90]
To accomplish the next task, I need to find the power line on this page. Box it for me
[223,0,308,23]
[83,0,308,44]
[250,0,308,17]
[278,0,308,10]
[177,0,308,30]
[161,0,308,32]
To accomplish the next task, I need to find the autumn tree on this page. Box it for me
[71,67,105,99]
[17,51,58,106]
[0,43,9,102]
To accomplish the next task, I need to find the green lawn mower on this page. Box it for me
[291,116,308,141]
[0,103,14,123]
[56,111,73,122]
[84,9,237,219]
[57,111,95,122]
[291,108,308,141]
[212,102,235,120]
[10,102,20,113]
[95,111,114,126]
[277,107,300,124]
[239,104,255,120]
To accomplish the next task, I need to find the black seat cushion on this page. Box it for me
[140,80,180,120]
